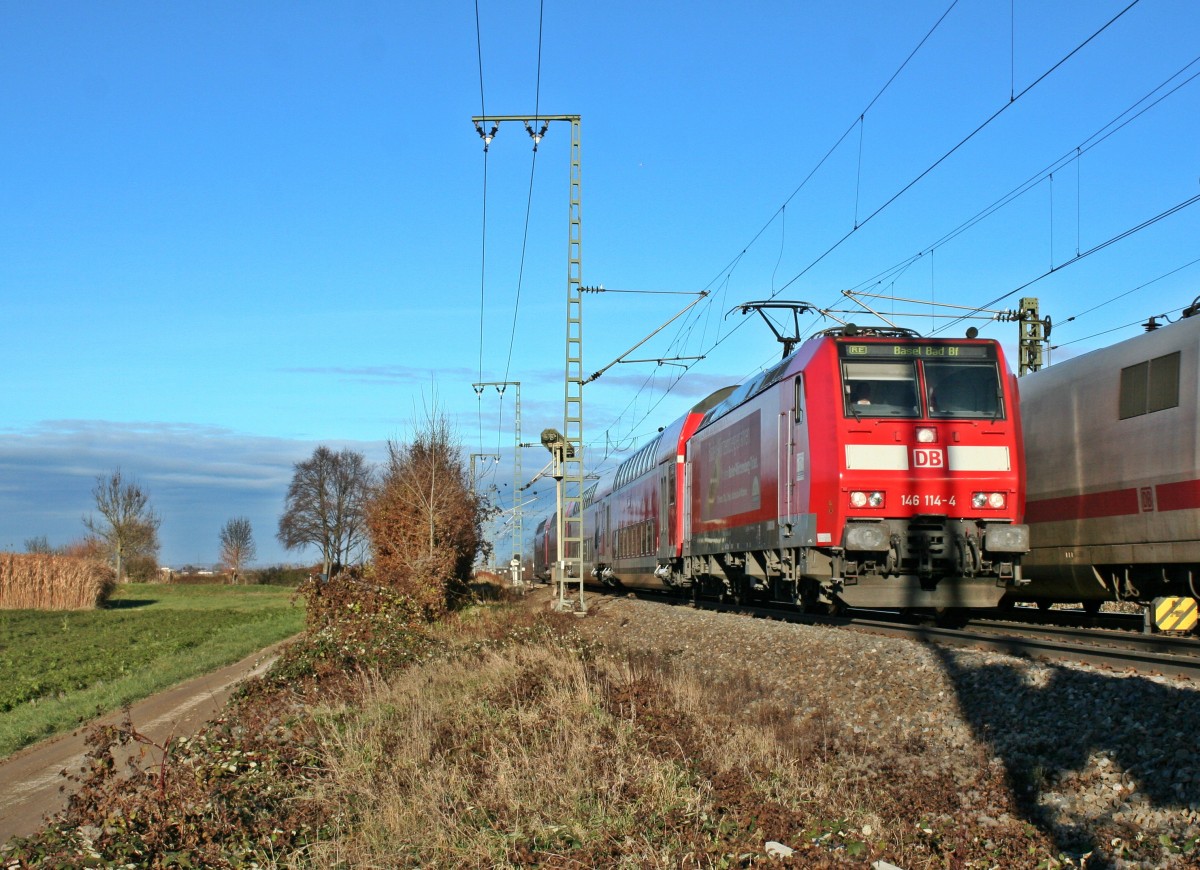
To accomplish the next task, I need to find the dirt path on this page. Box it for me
[0,639,293,842]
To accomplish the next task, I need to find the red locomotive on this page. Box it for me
[535,324,1030,611]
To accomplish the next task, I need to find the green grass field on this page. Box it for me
[0,582,305,758]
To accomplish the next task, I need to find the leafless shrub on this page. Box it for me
[366,409,483,619]
[218,516,257,583]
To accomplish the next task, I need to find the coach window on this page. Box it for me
[842,361,919,418]
[1120,351,1180,419]
[923,360,1004,419]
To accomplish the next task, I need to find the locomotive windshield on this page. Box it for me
[842,351,1005,419]
[843,361,920,417]
[924,360,1004,419]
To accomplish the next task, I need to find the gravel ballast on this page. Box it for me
[564,590,1200,868]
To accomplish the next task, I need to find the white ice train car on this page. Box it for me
[1016,307,1200,607]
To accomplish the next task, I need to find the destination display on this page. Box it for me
[839,342,994,360]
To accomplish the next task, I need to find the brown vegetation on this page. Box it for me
[367,412,482,618]
[0,552,116,610]
[7,581,1189,867]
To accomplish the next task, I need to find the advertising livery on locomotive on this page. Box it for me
[535,324,1031,611]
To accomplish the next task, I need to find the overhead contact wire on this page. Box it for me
[474,0,489,453]
[846,54,1200,300]
[501,0,546,391]
[624,0,962,402]
[772,0,1145,310]
[932,193,1200,335]
[1060,256,1200,327]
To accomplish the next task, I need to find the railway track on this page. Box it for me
[607,588,1200,679]
[844,614,1200,679]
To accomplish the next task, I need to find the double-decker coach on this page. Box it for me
[584,386,738,590]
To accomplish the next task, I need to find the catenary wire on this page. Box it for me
[490,0,548,478]
[668,0,1153,375]
[844,54,1200,298]
[931,193,1200,335]
[690,0,962,354]
[600,19,1177,466]
[1056,255,1200,330]
[474,0,489,454]
[768,0,1144,310]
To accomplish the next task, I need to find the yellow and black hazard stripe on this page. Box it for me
[1151,596,1198,633]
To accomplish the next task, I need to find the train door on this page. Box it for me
[778,375,804,537]
[603,503,611,562]
[682,458,693,555]
[658,468,670,556]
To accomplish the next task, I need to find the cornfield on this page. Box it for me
[0,552,117,610]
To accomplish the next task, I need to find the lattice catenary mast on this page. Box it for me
[472,114,585,613]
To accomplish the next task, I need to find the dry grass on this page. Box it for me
[3,589,1070,867]
[295,643,710,868]
[0,552,116,610]
[287,602,1046,868]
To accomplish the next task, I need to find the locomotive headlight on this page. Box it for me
[972,491,1007,509]
[916,427,937,443]
[850,491,884,508]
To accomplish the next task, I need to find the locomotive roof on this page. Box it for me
[696,345,807,430]
[696,328,1003,430]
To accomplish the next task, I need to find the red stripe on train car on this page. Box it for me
[1155,479,1200,512]
[1026,487,1140,523]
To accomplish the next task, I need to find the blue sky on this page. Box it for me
[2,1,1198,567]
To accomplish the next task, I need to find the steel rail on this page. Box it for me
[620,589,1200,679]
[842,616,1200,679]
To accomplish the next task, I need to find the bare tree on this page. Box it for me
[277,446,372,578]
[219,517,257,583]
[23,535,52,554]
[367,409,483,616]
[83,469,161,582]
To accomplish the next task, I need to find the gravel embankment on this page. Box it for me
[565,589,1200,867]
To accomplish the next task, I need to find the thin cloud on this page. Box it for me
[282,364,477,386]
[0,420,386,566]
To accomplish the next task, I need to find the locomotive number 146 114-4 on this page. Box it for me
[901,494,956,507]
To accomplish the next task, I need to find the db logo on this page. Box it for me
[913,448,944,468]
